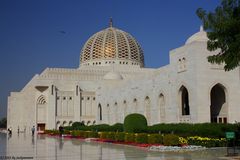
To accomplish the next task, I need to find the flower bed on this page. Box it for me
[42,130,227,148]
[187,136,227,147]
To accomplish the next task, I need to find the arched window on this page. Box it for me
[107,104,110,123]
[158,93,165,122]
[178,59,182,71]
[114,102,118,122]
[179,86,190,115]
[144,96,151,122]
[210,83,227,123]
[182,57,186,69]
[98,104,102,121]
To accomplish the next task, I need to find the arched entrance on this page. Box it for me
[179,86,190,116]
[36,95,47,132]
[210,84,227,123]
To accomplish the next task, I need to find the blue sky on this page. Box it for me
[0,0,220,118]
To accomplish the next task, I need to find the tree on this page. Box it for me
[123,113,147,133]
[196,0,240,71]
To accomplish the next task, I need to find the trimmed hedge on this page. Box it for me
[111,123,124,132]
[148,123,238,138]
[115,132,125,142]
[106,132,115,140]
[148,134,163,144]
[72,122,84,129]
[163,134,179,146]
[63,130,71,134]
[44,129,229,147]
[99,132,108,139]
[88,131,99,138]
[65,123,123,132]
[124,114,147,133]
[71,130,87,137]
[125,133,136,142]
[135,133,148,144]
[68,122,238,138]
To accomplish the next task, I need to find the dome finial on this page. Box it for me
[200,25,204,31]
[109,17,113,27]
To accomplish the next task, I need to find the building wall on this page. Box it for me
[7,32,240,132]
[7,65,153,131]
[96,41,240,125]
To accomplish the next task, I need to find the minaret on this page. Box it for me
[109,17,113,27]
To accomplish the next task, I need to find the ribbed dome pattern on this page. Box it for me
[79,26,144,67]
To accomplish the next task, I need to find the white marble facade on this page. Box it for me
[7,24,240,133]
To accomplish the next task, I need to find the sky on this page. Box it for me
[0,0,220,119]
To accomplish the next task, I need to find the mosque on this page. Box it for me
[7,20,240,132]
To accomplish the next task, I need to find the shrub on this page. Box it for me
[148,134,163,144]
[44,130,53,134]
[90,123,123,132]
[71,130,81,137]
[115,132,125,142]
[125,133,136,142]
[163,134,179,146]
[91,124,111,132]
[135,133,148,144]
[82,131,89,138]
[71,130,78,137]
[51,130,60,135]
[106,132,116,141]
[63,130,71,134]
[99,132,108,139]
[111,123,124,132]
[88,131,99,138]
[148,123,238,138]
[124,113,147,133]
[69,123,124,132]
[72,122,84,129]
[71,130,88,137]
[44,129,60,134]
[63,126,72,131]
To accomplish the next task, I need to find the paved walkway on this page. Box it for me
[0,133,237,160]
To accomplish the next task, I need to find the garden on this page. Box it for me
[44,114,240,148]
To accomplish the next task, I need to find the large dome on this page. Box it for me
[79,20,144,67]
